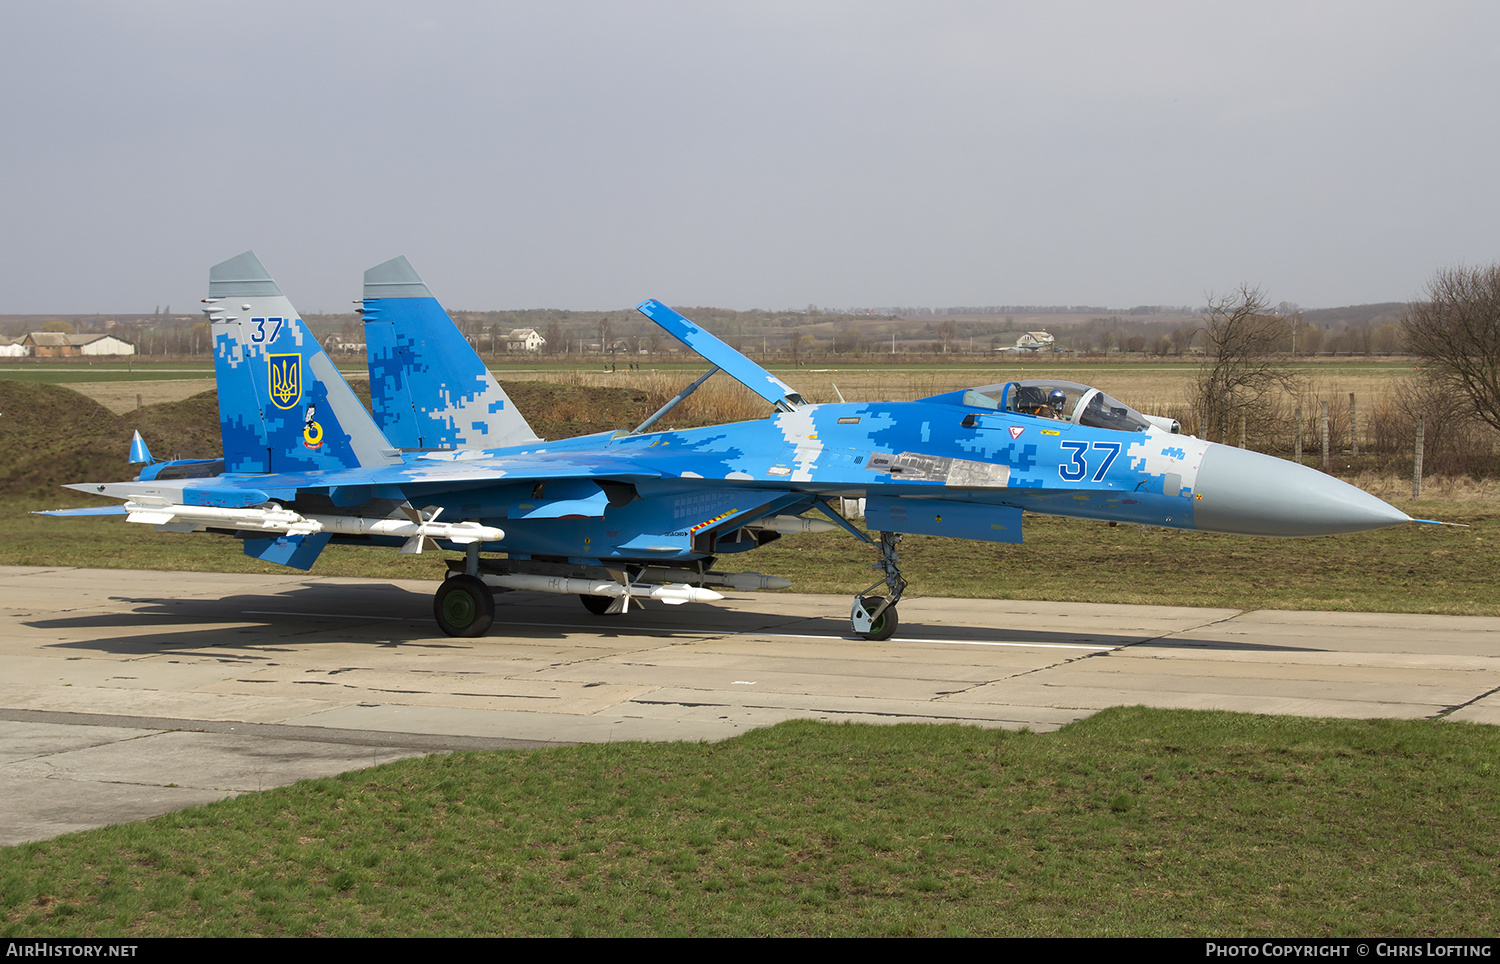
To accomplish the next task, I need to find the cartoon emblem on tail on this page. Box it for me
[270,354,301,410]
[303,404,323,449]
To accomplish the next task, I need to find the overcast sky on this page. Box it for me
[3,1,1497,314]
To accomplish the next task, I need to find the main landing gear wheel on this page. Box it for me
[434,574,495,637]
[851,595,898,641]
[579,594,615,615]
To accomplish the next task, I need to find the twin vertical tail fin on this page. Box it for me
[204,251,398,475]
[362,256,539,450]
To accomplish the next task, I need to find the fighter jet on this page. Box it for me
[42,252,1414,640]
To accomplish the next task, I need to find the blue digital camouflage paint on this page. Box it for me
[42,251,1416,639]
[362,256,538,451]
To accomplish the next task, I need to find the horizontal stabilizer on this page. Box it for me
[636,300,804,410]
[64,481,272,509]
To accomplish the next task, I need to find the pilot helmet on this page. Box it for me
[1047,389,1067,413]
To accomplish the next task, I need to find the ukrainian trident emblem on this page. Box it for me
[269,354,301,410]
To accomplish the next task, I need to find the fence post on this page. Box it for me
[1413,416,1424,499]
[1294,405,1302,463]
[1349,392,1358,457]
[1239,414,1246,449]
[1321,401,1330,471]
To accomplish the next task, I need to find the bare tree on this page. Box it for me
[1169,324,1196,356]
[1401,263,1500,432]
[937,321,958,354]
[788,332,813,363]
[833,323,863,355]
[1194,286,1295,443]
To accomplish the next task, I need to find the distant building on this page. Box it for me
[1013,331,1055,351]
[506,328,546,352]
[322,335,366,354]
[22,332,137,356]
[0,337,27,357]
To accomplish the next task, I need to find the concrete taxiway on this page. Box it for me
[2,565,1497,845]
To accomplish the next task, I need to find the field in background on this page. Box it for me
[1,354,1414,397]
[504,359,1414,423]
[8,353,1456,475]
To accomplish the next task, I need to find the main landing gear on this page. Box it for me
[434,573,495,637]
[434,542,495,637]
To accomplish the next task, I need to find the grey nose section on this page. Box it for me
[1193,444,1412,536]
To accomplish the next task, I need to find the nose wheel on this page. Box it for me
[851,595,898,640]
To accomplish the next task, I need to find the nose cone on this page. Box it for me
[1193,444,1411,536]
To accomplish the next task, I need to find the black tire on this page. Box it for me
[579,594,615,615]
[434,574,495,637]
[858,598,898,641]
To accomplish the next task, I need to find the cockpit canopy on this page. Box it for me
[964,380,1180,434]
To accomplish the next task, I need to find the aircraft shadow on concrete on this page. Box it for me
[9,581,1240,657]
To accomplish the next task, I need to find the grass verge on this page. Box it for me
[3,709,1495,937]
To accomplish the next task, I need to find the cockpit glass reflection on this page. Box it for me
[972,380,1176,434]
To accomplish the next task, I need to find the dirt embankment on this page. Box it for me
[0,380,666,498]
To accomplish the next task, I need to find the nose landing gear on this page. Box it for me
[849,530,906,641]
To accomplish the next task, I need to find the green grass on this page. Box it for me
[2,709,1495,937]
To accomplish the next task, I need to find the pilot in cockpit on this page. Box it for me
[1017,387,1070,420]
[1016,386,1049,416]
